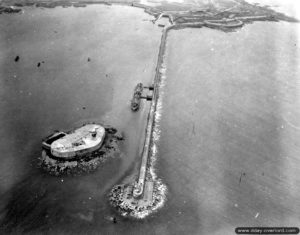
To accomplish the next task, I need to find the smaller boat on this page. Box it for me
[131,83,143,111]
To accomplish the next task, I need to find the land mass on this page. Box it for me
[0,0,298,25]
[1,0,298,220]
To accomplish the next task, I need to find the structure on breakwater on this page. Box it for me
[133,25,169,198]
[39,124,123,175]
[5,0,297,218]
[109,26,170,219]
[42,124,106,159]
[109,1,298,217]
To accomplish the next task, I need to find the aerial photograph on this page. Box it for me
[0,0,299,234]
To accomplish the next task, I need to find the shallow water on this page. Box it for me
[157,21,300,234]
[0,5,164,234]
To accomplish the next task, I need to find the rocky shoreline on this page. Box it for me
[3,0,298,221]
[0,0,298,26]
[0,6,22,14]
[109,178,166,219]
[109,88,167,219]
[38,127,124,176]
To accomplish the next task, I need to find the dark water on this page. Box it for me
[157,22,300,234]
[1,3,300,235]
[0,5,165,234]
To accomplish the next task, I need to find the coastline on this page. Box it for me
[1,0,298,24]
[108,0,299,218]
[1,0,298,220]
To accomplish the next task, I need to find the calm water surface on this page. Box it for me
[0,5,165,234]
[0,4,300,235]
[157,22,300,234]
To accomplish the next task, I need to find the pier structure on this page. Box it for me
[105,0,298,217]
[133,25,170,198]
[131,13,251,199]
[132,11,274,200]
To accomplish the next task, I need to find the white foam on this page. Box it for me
[111,32,169,220]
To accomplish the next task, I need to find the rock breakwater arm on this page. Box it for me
[133,26,169,197]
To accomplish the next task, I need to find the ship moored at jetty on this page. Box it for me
[40,123,123,175]
[131,83,154,112]
[131,83,144,111]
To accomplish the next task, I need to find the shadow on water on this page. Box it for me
[0,154,200,235]
[1,173,67,234]
[0,155,122,234]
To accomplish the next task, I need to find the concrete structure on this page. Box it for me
[44,124,106,159]
[132,12,274,198]
[133,26,170,198]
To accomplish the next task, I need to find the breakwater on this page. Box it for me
[132,25,170,198]
[120,2,299,217]
[109,1,298,217]
[132,15,250,199]
[4,0,296,219]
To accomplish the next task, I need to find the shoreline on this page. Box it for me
[109,0,299,217]
[1,0,298,23]
[1,0,298,219]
